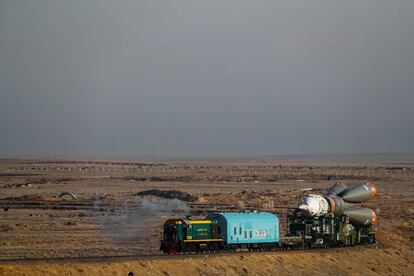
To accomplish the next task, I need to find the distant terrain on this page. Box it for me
[0,157,413,275]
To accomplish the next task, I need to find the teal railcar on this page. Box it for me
[207,211,279,249]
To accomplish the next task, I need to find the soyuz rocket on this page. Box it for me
[298,182,377,226]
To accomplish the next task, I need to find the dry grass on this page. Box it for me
[0,158,413,275]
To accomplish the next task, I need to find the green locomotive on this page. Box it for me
[161,217,223,254]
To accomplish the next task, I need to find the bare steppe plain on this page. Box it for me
[0,156,413,275]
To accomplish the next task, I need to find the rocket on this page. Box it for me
[298,182,377,226]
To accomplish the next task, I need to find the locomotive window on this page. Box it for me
[249,231,252,239]
[244,231,247,239]
[234,227,237,235]
[239,227,242,235]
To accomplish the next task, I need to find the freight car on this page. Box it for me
[160,182,377,254]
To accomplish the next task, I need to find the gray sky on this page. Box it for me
[0,1,413,157]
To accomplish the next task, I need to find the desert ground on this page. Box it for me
[0,157,413,275]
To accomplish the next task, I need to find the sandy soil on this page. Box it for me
[1,237,413,276]
[0,158,413,275]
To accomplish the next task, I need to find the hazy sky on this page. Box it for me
[0,1,413,157]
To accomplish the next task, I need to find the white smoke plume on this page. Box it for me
[94,197,189,238]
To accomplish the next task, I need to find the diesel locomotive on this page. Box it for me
[160,182,377,254]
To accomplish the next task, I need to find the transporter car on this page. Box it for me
[160,182,377,253]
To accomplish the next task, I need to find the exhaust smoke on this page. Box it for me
[93,197,189,238]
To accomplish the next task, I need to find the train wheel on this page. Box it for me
[169,248,178,254]
[187,244,197,253]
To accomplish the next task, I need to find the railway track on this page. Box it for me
[0,243,380,265]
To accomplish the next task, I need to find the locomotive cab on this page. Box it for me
[160,219,184,253]
[163,219,183,241]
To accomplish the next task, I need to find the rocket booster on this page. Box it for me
[344,208,377,226]
[342,182,377,203]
